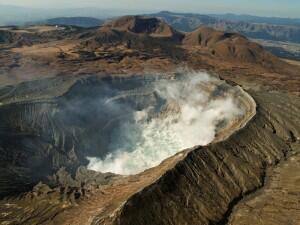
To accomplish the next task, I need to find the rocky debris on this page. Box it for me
[48,166,116,192]
[0,166,117,225]
[30,166,117,203]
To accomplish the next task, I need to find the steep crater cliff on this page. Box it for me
[0,72,253,201]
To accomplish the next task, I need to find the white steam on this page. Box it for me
[87,72,243,175]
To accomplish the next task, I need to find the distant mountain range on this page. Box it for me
[148,11,300,43]
[2,6,300,44]
[209,13,300,26]
[37,12,300,43]
[42,17,103,27]
[0,5,150,26]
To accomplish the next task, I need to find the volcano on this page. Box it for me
[0,15,299,225]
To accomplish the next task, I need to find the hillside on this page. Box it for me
[0,15,298,90]
[182,26,276,64]
[81,16,287,70]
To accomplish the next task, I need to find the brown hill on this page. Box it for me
[149,11,300,43]
[79,16,186,61]
[182,26,278,64]
[103,16,184,40]
[1,16,299,91]
[80,16,283,67]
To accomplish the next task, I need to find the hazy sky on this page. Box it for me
[1,0,300,18]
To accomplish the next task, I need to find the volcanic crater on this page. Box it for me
[0,15,299,225]
[0,72,254,187]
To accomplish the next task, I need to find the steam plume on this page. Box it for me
[87,71,243,175]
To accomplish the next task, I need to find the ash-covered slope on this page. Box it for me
[182,26,276,64]
[92,91,300,225]
[0,72,257,225]
[0,75,164,197]
[0,15,299,225]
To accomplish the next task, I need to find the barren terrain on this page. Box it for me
[0,15,299,225]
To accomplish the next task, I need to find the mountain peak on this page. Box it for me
[104,16,178,36]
